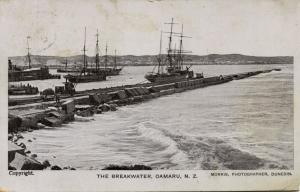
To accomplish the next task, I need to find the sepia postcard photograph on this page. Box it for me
[0,0,299,191]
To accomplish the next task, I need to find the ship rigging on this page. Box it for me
[145,18,197,83]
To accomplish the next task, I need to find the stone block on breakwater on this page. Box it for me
[108,90,128,100]
[75,96,90,105]
[89,94,101,105]
[132,88,141,96]
[135,87,145,95]
[8,114,22,133]
[125,87,143,97]
[116,90,127,99]
[8,142,25,163]
[75,105,95,117]
[136,87,150,95]
[41,117,62,127]
[62,100,75,115]
[152,83,175,91]
[159,89,175,96]
[98,93,112,103]
[148,86,160,93]
[98,104,110,112]
[203,76,220,83]
[10,152,45,170]
[124,88,135,97]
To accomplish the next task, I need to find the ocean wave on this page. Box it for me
[162,132,269,170]
[136,123,189,168]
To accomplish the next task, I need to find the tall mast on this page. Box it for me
[82,27,87,75]
[174,24,192,70]
[95,29,100,73]
[173,43,177,68]
[164,18,177,68]
[114,49,117,69]
[104,42,108,69]
[178,24,183,69]
[158,31,163,74]
[26,36,31,69]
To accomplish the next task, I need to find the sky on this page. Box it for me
[0,0,299,57]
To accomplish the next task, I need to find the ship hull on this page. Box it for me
[86,67,122,76]
[64,74,106,83]
[9,67,61,82]
[145,73,187,83]
[8,86,39,95]
[57,68,80,73]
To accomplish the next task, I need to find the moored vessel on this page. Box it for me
[145,18,198,83]
[64,28,106,84]
[85,44,123,76]
[8,36,60,82]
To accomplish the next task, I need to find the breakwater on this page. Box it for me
[8,68,279,170]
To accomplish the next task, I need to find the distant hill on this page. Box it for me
[8,54,293,68]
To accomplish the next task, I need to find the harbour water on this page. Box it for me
[20,64,293,170]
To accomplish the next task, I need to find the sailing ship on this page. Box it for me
[85,43,123,76]
[145,18,197,83]
[8,36,61,82]
[64,28,106,83]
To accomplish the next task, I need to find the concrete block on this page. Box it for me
[148,86,160,93]
[136,87,145,95]
[107,92,119,100]
[98,93,112,103]
[89,94,101,105]
[117,90,127,99]
[48,111,61,118]
[143,87,150,94]
[133,96,143,102]
[152,83,175,91]
[75,96,90,105]
[132,88,141,96]
[8,142,25,163]
[8,114,22,133]
[42,117,62,127]
[62,100,75,114]
[124,88,136,97]
[10,152,45,170]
